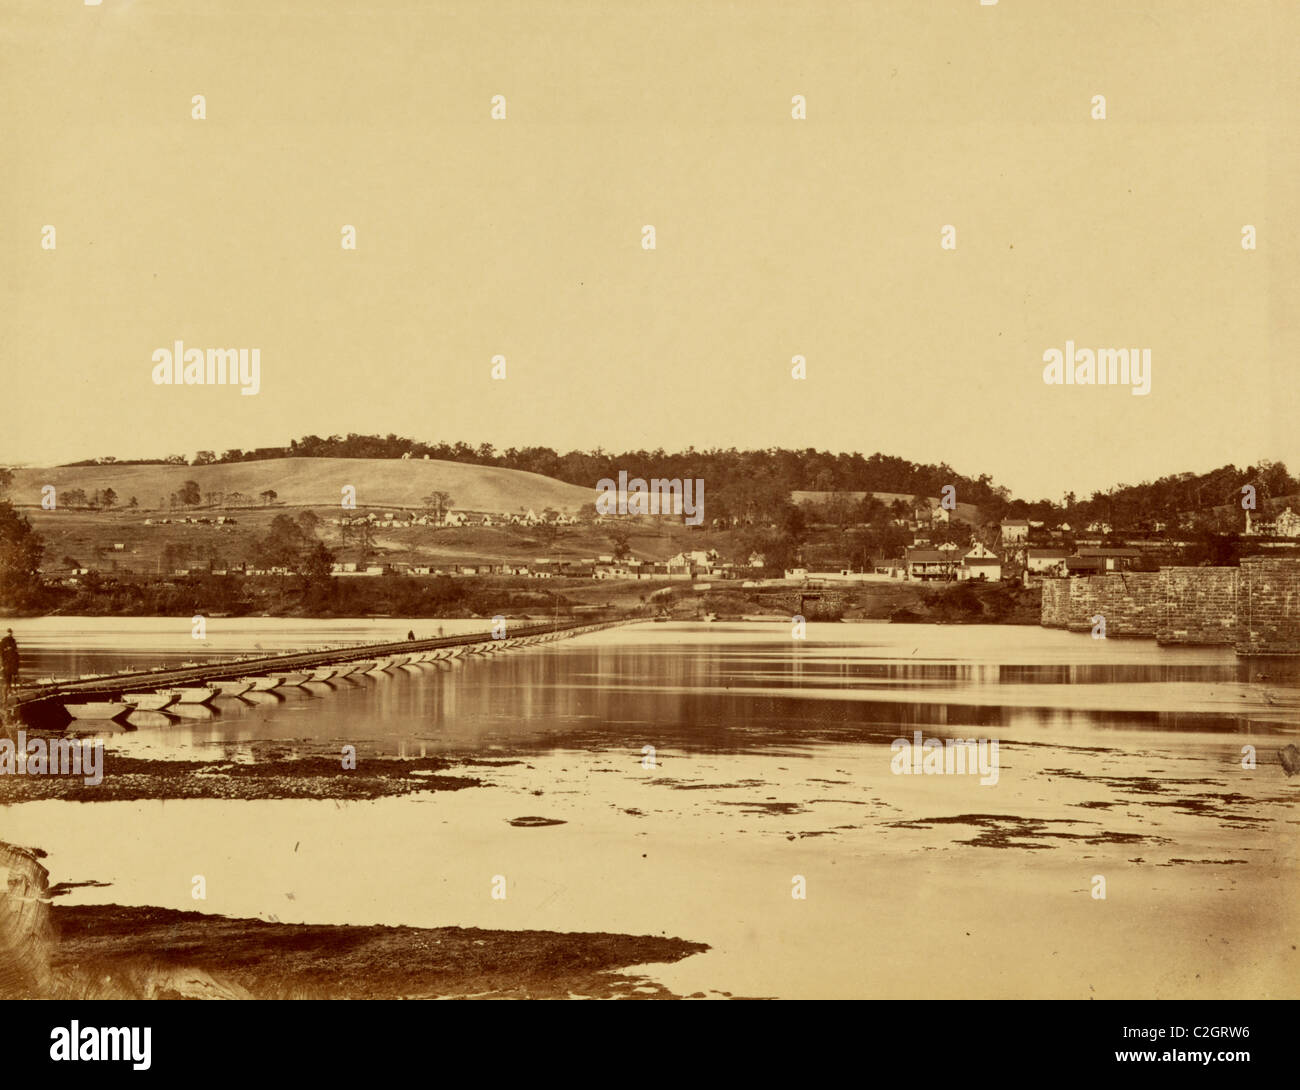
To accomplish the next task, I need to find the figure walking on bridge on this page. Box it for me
[0,628,19,707]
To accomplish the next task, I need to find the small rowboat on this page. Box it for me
[167,688,217,705]
[122,692,181,712]
[64,701,133,721]
[205,681,253,698]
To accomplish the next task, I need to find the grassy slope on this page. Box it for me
[8,457,593,514]
[23,507,716,574]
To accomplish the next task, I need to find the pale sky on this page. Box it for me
[2,0,1296,501]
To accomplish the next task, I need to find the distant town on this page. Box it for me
[9,484,1300,597]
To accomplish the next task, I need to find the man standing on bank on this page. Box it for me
[0,628,19,706]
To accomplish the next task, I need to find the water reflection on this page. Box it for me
[17,621,1297,763]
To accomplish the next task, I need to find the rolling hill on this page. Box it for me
[7,458,595,514]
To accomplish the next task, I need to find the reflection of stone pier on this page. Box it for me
[1040,557,1300,655]
[0,841,53,998]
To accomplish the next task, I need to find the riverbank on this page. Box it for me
[44,905,710,999]
[1,574,1041,625]
[681,580,1041,624]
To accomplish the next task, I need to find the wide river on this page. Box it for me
[4,617,1298,999]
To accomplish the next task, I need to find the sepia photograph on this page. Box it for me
[1,0,1296,1064]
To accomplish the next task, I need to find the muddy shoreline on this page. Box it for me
[42,904,712,1000]
[0,740,491,803]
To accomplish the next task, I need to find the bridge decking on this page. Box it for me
[10,617,630,719]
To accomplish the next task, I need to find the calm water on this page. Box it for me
[4,619,1298,998]
[13,617,1300,757]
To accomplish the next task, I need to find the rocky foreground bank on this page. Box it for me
[1,843,710,1000]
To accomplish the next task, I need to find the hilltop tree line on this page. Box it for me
[1001,460,1298,533]
[65,435,1018,521]
[54,438,1299,532]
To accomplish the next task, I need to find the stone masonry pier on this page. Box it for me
[1040,557,1300,655]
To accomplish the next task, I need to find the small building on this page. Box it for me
[1076,547,1145,572]
[1026,548,1070,576]
[905,548,956,581]
[1246,507,1300,538]
[959,552,1002,581]
[1277,508,1300,537]
[1000,519,1030,544]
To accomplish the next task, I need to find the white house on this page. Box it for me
[667,550,716,574]
[1026,548,1069,576]
[1277,508,1300,537]
[959,543,1002,581]
[1000,519,1030,544]
[1246,507,1300,538]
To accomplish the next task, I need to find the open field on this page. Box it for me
[7,457,594,515]
[20,506,726,576]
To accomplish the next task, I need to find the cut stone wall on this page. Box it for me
[1040,559,1300,654]
[1042,572,1161,637]
[1157,567,1238,646]
[1235,557,1300,656]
